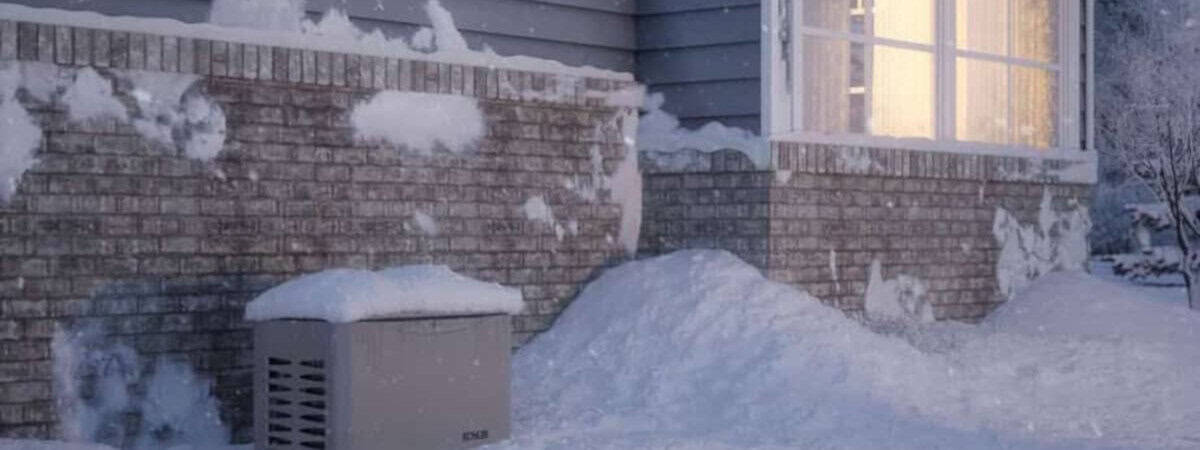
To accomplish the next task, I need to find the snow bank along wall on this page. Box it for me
[0,18,637,439]
[640,143,1093,321]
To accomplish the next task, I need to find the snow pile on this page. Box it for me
[52,326,231,449]
[0,60,227,197]
[0,63,43,203]
[209,0,305,33]
[864,259,934,323]
[0,440,114,450]
[992,189,1092,299]
[350,91,483,154]
[521,196,552,224]
[411,211,439,236]
[127,71,227,160]
[637,92,767,170]
[499,250,1200,449]
[501,251,1011,449]
[62,68,126,123]
[423,0,469,52]
[521,195,568,241]
[245,265,523,322]
[135,360,230,449]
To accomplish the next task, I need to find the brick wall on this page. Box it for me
[0,19,637,440]
[641,143,1093,320]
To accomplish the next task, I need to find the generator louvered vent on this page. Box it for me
[266,357,327,449]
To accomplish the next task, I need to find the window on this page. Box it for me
[799,0,936,138]
[769,0,1089,153]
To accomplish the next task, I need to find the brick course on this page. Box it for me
[641,143,1093,320]
[0,19,636,440]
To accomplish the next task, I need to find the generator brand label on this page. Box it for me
[462,429,490,441]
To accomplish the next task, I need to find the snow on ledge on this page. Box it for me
[637,93,768,170]
[0,3,631,81]
[245,265,524,323]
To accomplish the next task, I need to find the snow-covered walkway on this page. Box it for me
[494,250,1200,450]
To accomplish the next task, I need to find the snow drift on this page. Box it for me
[498,250,1200,449]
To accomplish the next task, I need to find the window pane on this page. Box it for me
[802,0,865,34]
[802,35,860,133]
[871,46,934,138]
[956,57,1009,144]
[1012,0,1058,62]
[874,0,934,44]
[1012,66,1057,148]
[956,0,1007,55]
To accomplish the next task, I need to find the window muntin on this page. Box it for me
[799,0,935,139]
[955,57,1009,144]
[1012,0,1058,63]
[1012,65,1058,148]
[953,0,1059,147]
[792,0,1072,151]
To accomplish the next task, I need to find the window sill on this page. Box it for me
[768,133,1097,184]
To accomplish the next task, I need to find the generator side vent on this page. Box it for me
[265,357,327,449]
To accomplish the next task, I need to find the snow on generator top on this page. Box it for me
[244,265,524,322]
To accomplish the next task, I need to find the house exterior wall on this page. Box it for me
[0,0,637,71]
[640,144,1093,320]
[636,0,761,133]
[0,16,637,440]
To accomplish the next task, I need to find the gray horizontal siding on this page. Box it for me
[639,0,759,15]
[0,0,635,72]
[532,0,633,14]
[636,1,761,134]
[650,79,760,118]
[637,42,759,84]
[637,5,759,50]
[309,0,633,51]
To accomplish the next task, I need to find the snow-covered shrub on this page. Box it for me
[1097,0,1200,308]
[52,326,231,449]
[1106,246,1182,280]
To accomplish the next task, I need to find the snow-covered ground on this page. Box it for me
[20,252,1200,449]
[494,251,1200,450]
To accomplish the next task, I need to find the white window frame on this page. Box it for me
[762,0,1095,161]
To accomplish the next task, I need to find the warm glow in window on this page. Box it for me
[955,0,1059,147]
[800,0,935,139]
[795,0,1067,150]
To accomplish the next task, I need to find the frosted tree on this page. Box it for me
[1097,0,1200,308]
